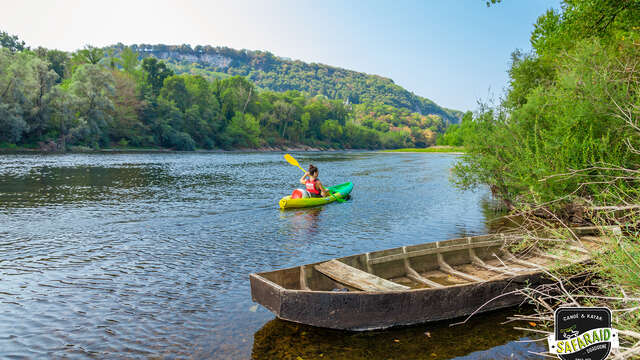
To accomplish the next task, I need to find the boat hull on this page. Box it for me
[250,271,545,330]
[251,229,600,330]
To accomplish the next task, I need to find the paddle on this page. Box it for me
[284,154,345,203]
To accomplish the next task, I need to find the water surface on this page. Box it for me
[0,151,544,358]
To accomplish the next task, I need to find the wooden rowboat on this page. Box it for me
[250,231,601,330]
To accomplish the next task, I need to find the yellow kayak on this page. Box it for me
[278,182,353,209]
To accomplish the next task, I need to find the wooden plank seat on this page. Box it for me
[315,260,410,291]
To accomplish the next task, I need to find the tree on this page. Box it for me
[222,113,261,148]
[0,49,57,143]
[35,48,69,81]
[117,47,139,75]
[109,71,146,145]
[320,119,343,142]
[142,57,174,95]
[0,30,27,52]
[48,85,79,151]
[70,64,115,147]
[160,75,189,112]
[71,45,104,74]
[25,55,59,140]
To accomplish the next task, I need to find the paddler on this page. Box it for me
[299,164,329,198]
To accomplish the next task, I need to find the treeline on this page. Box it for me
[113,43,463,124]
[443,0,640,209]
[0,33,451,151]
[354,102,448,148]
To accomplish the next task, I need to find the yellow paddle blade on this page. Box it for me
[284,154,299,167]
[284,154,306,172]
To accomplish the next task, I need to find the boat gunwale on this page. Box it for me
[250,265,573,298]
[250,230,597,294]
[251,233,505,277]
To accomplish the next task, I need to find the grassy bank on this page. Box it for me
[381,146,465,153]
[502,221,640,358]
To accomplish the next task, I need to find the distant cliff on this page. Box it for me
[110,43,462,124]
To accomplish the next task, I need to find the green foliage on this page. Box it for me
[382,146,465,153]
[0,49,58,143]
[70,64,115,147]
[117,47,139,75]
[451,0,640,208]
[0,38,462,151]
[223,113,261,148]
[0,30,27,52]
[142,57,174,95]
[35,47,68,81]
[109,70,146,145]
[108,43,463,124]
[437,111,474,146]
[70,46,105,74]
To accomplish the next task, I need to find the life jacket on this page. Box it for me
[305,179,320,195]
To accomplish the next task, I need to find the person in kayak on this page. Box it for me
[300,164,329,198]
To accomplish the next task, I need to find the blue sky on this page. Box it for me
[1,0,561,111]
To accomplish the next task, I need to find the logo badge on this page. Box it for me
[548,307,619,360]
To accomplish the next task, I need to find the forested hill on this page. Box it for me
[1,30,462,152]
[111,43,462,124]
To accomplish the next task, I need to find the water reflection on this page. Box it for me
[280,207,324,237]
[252,309,545,360]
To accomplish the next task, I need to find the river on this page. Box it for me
[0,151,545,359]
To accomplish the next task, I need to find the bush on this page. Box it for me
[171,131,196,151]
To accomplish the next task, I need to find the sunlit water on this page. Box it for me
[0,151,545,359]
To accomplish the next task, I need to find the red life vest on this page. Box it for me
[305,179,320,195]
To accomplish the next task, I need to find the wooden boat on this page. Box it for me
[250,231,601,330]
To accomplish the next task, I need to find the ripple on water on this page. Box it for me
[0,152,513,358]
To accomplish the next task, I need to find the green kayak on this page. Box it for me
[279,182,353,209]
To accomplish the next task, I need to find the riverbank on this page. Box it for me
[506,220,640,358]
[0,144,342,154]
[1,144,465,154]
[381,146,465,154]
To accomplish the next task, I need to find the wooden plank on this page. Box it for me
[299,266,310,290]
[534,249,570,262]
[365,252,373,273]
[572,225,621,236]
[565,245,589,254]
[406,266,444,288]
[468,248,517,275]
[402,246,444,288]
[437,253,485,282]
[502,250,545,269]
[581,235,607,244]
[315,260,409,292]
[368,239,504,265]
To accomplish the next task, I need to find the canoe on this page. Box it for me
[250,230,601,330]
[278,182,353,209]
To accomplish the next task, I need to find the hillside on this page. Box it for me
[1,30,462,151]
[110,43,462,124]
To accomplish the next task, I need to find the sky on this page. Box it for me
[0,0,561,111]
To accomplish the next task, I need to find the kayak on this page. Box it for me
[279,182,353,209]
